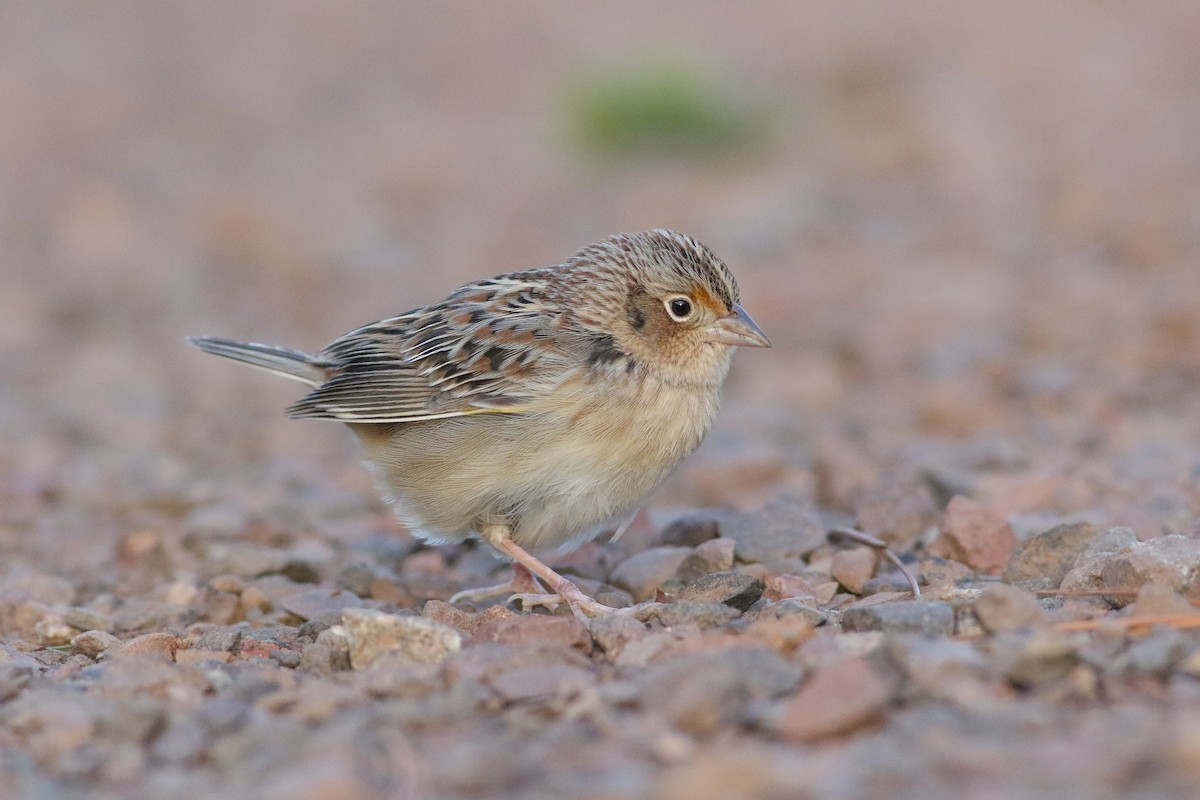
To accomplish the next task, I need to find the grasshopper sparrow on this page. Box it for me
[191,229,769,617]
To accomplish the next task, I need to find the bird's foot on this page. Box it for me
[478,526,659,621]
[513,575,656,621]
[506,591,567,612]
[449,564,545,607]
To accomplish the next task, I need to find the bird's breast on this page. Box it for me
[545,367,721,480]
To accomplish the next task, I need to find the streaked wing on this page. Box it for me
[287,272,562,423]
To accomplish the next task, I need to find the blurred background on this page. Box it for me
[3,2,1200,579]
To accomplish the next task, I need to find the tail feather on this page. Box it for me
[188,336,327,387]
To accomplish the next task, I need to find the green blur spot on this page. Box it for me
[565,63,765,158]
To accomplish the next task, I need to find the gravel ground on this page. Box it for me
[3,3,1200,799]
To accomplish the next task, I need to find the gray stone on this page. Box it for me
[751,598,827,628]
[489,664,594,703]
[853,476,940,550]
[1081,526,1139,557]
[610,546,692,601]
[278,557,322,584]
[659,509,726,547]
[717,497,826,563]
[297,610,344,641]
[446,641,590,687]
[300,641,351,675]
[887,635,990,706]
[0,662,33,702]
[357,662,445,700]
[472,612,591,653]
[71,629,122,658]
[992,630,1081,688]
[677,571,765,611]
[917,557,974,588]
[280,587,364,621]
[1003,522,1100,586]
[240,624,299,649]
[861,573,920,595]
[64,607,116,634]
[0,644,44,671]
[1125,627,1194,677]
[1061,533,1200,604]
[336,562,380,597]
[151,716,209,765]
[593,585,636,609]
[191,626,242,653]
[841,601,955,635]
[587,614,648,658]
[674,538,736,584]
[6,570,77,605]
[636,646,803,735]
[973,584,1046,633]
[652,601,741,628]
[268,648,302,668]
[111,599,180,633]
[313,625,351,662]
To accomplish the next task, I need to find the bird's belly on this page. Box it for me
[351,378,719,551]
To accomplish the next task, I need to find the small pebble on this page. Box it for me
[973,584,1046,633]
[0,664,33,702]
[587,614,648,658]
[1002,521,1100,585]
[841,601,955,636]
[64,607,116,634]
[674,538,737,584]
[992,630,1081,688]
[34,615,78,647]
[280,588,364,621]
[659,510,726,547]
[716,497,826,563]
[115,632,182,661]
[830,547,877,595]
[652,601,741,628]
[931,496,1017,575]
[776,656,893,741]
[610,546,692,601]
[175,648,233,665]
[473,613,592,654]
[342,608,462,669]
[71,630,122,658]
[677,571,765,611]
[337,562,380,597]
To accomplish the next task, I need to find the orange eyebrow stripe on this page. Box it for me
[692,286,725,314]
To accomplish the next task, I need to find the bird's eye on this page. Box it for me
[665,297,694,321]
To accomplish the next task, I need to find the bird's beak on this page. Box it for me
[705,304,772,348]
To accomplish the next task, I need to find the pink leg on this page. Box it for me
[481,525,644,620]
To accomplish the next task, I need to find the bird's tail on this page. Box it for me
[188,336,327,387]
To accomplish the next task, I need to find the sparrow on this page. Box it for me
[190,229,770,617]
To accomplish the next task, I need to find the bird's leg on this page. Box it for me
[447,563,546,607]
[478,524,635,620]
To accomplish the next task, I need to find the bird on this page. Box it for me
[190,229,770,618]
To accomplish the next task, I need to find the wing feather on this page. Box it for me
[286,273,562,423]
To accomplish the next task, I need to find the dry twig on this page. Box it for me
[827,526,921,598]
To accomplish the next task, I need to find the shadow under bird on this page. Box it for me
[190,229,770,618]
